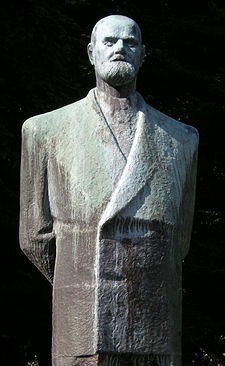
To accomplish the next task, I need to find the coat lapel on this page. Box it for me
[99,95,160,228]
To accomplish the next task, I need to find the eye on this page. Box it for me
[103,38,116,47]
[104,41,114,47]
[125,39,138,47]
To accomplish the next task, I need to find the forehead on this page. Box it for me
[95,18,141,42]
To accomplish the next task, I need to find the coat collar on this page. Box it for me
[87,89,160,228]
[86,89,190,229]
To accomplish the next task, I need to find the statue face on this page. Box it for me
[88,16,145,87]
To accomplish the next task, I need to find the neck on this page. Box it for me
[95,73,136,98]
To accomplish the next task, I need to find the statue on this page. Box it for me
[20,15,198,366]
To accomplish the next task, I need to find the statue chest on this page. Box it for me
[46,125,126,222]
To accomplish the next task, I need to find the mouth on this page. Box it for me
[110,55,128,62]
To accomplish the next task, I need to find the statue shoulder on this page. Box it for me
[22,93,90,139]
[145,103,199,148]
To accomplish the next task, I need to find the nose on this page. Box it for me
[114,39,125,54]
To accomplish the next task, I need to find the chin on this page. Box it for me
[99,62,137,87]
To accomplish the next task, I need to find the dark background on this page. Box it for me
[1,0,225,365]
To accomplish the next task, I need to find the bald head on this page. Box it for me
[91,15,142,45]
[88,15,145,88]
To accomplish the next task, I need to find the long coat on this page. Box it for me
[20,89,198,366]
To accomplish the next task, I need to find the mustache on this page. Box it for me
[110,54,131,63]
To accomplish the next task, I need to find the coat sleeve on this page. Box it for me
[19,117,56,284]
[180,130,199,259]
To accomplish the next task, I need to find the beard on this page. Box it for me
[97,61,137,87]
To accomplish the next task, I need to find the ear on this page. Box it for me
[87,43,94,65]
[140,44,146,67]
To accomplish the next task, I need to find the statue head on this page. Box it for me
[88,15,145,88]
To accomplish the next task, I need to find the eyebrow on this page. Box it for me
[103,36,138,42]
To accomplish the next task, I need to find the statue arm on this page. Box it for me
[19,118,56,284]
[180,137,199,259]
